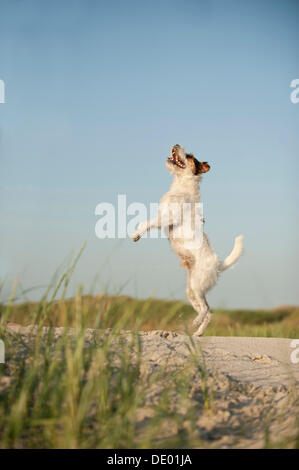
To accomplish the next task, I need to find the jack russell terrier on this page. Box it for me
[132,144,243,335]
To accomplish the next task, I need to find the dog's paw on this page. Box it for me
[132,233,141,242]
[193,329,204,337]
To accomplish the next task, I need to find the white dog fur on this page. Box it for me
[132,144,243,335]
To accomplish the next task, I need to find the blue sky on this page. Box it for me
[0,0,298,308]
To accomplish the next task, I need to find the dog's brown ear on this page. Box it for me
[186,154,210,175]
[199,161,210,173]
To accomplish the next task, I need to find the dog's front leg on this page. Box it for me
[131,217,161,242]
[131,203,179,242]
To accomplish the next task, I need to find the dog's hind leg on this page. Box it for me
[190,292,212,335]
[186,269,212,336]
[193,309,212,336]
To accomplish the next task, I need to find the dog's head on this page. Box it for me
[166,144,210,177]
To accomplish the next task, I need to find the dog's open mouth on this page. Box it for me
[167,148,186,169]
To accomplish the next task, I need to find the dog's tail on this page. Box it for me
[219,235,243,272]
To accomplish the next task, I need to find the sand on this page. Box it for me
[3,326,299,448]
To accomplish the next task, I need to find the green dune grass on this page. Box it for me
[3,294,299,338]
